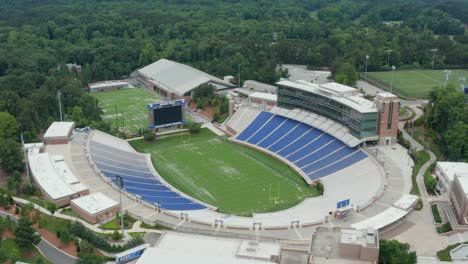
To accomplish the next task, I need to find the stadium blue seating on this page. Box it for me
[247,115,285,144]
[295,141,345,168]
[236,112,273,141]
[257,119,299,148]
[235,111,369,181]
[285,136,335,162]
[90,140,207,210]
[308,151,367,180]
[277,129,323,157]
[268,123,311,152]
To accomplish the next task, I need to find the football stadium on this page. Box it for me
[26,59,421,263]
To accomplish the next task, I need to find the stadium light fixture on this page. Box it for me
[238,64,242,88]
[443,70,451,89]
[386,49,392,66]
[116,175,125,236]
[390,66,396,93]
[56,90,63,122]
[364,55,370,81]
[430,48,438,69]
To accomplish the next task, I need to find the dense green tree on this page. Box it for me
[0,139,23,173]
[45,201,57,215]
[76,253,105,264]
[444,121,468,161]
[13,216,41,251]
[379,240,417,264]
[0,112,19,140]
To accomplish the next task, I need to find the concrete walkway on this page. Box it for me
[0,210,77,264]
[393,104,449,257]
[13,197,163,237]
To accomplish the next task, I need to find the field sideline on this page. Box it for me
[91,88,160,135]
[130,129,321,216]
[366,69,468,98]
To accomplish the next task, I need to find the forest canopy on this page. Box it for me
[0,0,466,137]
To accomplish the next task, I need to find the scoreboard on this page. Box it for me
[148,99,186,129]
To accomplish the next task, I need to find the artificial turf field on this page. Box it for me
[92,88,159,135]
[131,129,321,216]
[366,69,468,98]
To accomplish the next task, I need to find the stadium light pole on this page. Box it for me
[21,133,31,185]
[430,48,438,69]
[56,90,63,122]
[238,64,242,88]
[390,66,396,93]
[364,55,369,81]
[386,49,392,66]
[444,70,451,89]
[116,175,125,236]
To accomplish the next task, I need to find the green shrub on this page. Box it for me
[70,221,143,253]
[431,204,442,223]
[143,133,155,141]
[111,230,123,241]
[437,222,452,234]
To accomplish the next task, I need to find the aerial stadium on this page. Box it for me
[26,59,420,263]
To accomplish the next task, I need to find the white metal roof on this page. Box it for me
[137,232,279,264]
[456,174,468,195]
[320,82,357,96]
[138,59,235,96]
[438,162,468,182]
[71,192,119,215]
[88,80,130,89]
[393,194,419,211]
[249,92,278,101]
[44,122,74,139]
[351,207,408,231]
[276,80,377,113]
[28,151,87,200]
[244,80,277,93]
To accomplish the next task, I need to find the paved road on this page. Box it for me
[0,210,77,264]
[37,239,77,264]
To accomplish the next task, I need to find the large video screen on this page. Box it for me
[153,105,183,126]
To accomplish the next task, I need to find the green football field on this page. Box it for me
[130,129,320,216]
[92,88,160,135]
[366,69,468,98]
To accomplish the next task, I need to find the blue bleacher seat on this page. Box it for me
[308,151,367,180]
[268,123,311,152]
[258,119,299,148]
[247,115,285,144]
[277,129,323,157]
[294,141,345,167]
[235,111,369,181]
[236,112,273,141]
[286,136,335,162]
[90,140,207,211]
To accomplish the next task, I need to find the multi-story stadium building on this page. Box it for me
[276,80,398,145]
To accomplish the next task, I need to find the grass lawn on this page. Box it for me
[366,69,468,98]
[431,204,442,224]
[437,242,468,261]
[0,238,53,264]
[99,214,136,230]
[406,124,445,160]
[130,129,321,216]
[92,87,160,135]
[410,150,430,196]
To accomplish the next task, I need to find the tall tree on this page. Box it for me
[379,240,417,264]
[0,112,19,140]
[0,139,23,173]
[14,216,41,251]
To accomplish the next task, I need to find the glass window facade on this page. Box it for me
[277,84,378,139]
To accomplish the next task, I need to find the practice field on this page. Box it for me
[92,88,159,135]
[130,129,320,216]
[366,69,468,98]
